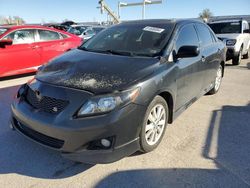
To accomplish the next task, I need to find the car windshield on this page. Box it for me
[0,28,8,35]
[209,21,242,34]
[79,22,175,57]
[68,26,87,35]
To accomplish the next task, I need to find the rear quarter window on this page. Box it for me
[60,33,69,39]
[38,30,61,41]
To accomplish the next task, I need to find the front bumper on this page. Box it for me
[11,81,146,164]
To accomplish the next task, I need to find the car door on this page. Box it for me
[0,29,41,77]
[36,29,66,63]
[174,24,203,111]
[195,23,220,91]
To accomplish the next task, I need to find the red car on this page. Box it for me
[0,25,82,78]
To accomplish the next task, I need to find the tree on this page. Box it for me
[13,16,25,25]
[0,16,25,25]
[199,9,213,22]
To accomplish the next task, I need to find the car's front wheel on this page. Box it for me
[140,96,168,153]
[243,50,249,59]
[232,48,242,65]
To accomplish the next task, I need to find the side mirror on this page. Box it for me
[243,29,250,34]
[0,39,13,48]
[176,45,200,59]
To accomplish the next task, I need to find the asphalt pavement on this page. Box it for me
[0,59,250,188]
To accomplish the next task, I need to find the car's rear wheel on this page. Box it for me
[232,48,242,65]
[140,96,168,153]
[208,65,223,95]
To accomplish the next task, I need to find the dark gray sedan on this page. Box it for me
[11,19,226,164]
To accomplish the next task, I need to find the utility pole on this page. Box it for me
[98,0,120,23]
[118,2,128,19]
[118,0,163,19]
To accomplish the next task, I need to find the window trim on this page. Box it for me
[0,28,70,43]
[174,23,200,53]
[194,23,214,47]
[1,28,36,45]
[36,29,65,42]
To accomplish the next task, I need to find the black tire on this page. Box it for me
[232,48,242,65]
[140,95,168,153]
[243,51,249,59]
[208,65,223,95]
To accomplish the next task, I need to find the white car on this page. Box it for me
[67,25,106,42]
[209,19,250,65]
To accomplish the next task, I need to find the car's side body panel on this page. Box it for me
[0,26,82,78]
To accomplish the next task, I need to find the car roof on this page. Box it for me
[119,19,205,26]
[70,24,92,27]
[0,25,68,31]
[209,19,242,24]
[0,25,79,38]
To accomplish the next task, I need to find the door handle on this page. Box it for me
[201,56,206,62]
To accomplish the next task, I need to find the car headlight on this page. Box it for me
[77,88,140,117]
[226,39,236,46]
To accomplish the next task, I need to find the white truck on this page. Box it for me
[208,19,250,65]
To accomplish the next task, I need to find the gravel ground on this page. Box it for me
[0,59,250,188]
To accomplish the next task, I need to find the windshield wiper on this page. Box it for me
[78,47,131,56]
[78,47,156,58]
[104,49,134,56]
[77,46,89,51]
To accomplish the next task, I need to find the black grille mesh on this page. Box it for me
[14,118,64,149]
[25,87,68,114]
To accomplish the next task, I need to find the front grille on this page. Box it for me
[25,87,69,114]
[14,118,64,149]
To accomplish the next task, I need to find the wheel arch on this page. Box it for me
[158,91,174,124]
[220,61,225,77]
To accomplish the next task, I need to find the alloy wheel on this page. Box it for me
[215,66,222,91]
[145,104,166,146]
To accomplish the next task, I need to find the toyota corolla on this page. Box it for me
[11,19,226,164]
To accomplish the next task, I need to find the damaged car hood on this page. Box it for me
[36,49,159,94]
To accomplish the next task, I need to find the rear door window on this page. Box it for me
[3,29,35,44]
[195,24,214,46]
[38,30,61,41]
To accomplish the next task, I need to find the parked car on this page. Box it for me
[92,26,106,34]
[67,25,106,41]
[0,25,82,78]
[208,19,250,65]
[61,21,76,26]
[46,24,69,31]
[11,19,226,164]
